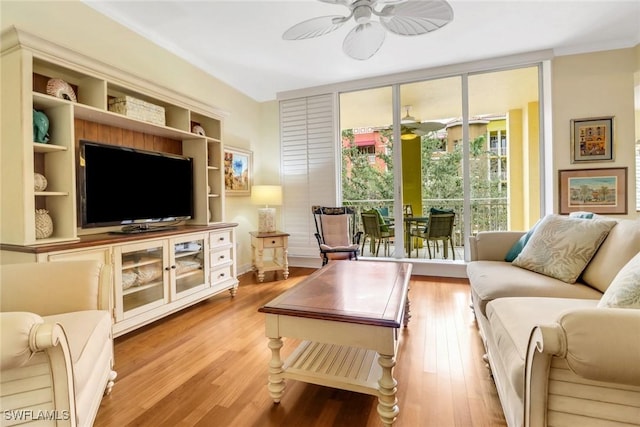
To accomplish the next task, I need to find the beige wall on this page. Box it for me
[1,0,280,271]
[552,47,638,218]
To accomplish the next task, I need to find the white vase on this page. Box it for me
[35,209,53,239]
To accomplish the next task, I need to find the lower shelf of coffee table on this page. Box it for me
[283,340,381,396]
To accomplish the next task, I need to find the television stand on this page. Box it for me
[110,224,178,235]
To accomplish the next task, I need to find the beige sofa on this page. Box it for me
[467,217,640,427]
[0,261,116,427]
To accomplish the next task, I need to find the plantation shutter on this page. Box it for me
[280,94,338,258]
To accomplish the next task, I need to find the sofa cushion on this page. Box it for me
[512,214,616,283]
[467,261,603,316]
[582,219,640,293]
[45,310,112,397]
[486,297,599,403]
[598,251,640,308]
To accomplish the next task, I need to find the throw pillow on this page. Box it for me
[512,214,616,283]
[598,252,640,308]
[569,211,595,219]
[505,219,541,262]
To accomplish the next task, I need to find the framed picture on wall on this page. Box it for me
[558,167,627,215]
[570,116,614,163]
[224,146,252,196]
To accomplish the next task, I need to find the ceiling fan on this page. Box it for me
[283,0,454,60]
[398,105,445,140]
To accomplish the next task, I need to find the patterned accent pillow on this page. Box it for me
[598,252,640,308]
[512,214,616,283]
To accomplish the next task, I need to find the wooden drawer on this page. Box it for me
[263,236,284,248]
[211,266,232,284]
[210,248,231,267]
[210,230,231,248]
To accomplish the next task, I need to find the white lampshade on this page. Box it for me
[251,185,282,233]
[251,185,282,206]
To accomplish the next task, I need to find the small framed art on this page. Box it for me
[570,116,614,163]
[224,146,252,196]
[558,167,627,215]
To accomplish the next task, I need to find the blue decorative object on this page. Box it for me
[33,109,50,143]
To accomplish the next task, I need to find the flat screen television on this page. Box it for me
[79,140,194,233]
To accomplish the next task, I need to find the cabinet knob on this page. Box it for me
[271,240,276,244]
[219,273,226,278]
[219,237,225,241]
[219,255,225,260]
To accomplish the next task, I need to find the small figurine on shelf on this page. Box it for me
[33,109,50,143]
[35,209,54,239]
[46,78,77,102]
[192,124,206,136]
[34,173,48,191]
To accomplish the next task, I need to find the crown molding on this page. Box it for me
[1,26,230,119]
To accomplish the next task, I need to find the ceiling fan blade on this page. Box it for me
[418,121,446,132]
[380,0,454,36]
[283,15,347,40]
[343,22,386,60]
[317,0,350,5]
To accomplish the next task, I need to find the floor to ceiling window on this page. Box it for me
[340,65,541,261]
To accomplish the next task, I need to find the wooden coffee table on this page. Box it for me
[258,260,412,427]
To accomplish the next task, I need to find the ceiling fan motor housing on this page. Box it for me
[353,2,373,24]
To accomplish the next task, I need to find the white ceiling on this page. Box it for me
[84,0,640,103]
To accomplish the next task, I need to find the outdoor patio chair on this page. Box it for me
[312,206,363,266]
[409,210,456,259]
[361,210,395,257]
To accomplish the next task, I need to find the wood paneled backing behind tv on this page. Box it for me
[74,118,182,155]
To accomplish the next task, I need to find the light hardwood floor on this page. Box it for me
[95,266,507,427]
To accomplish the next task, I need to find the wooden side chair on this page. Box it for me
[312,206,362,266]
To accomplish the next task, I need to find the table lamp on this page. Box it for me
[251,185,282,233]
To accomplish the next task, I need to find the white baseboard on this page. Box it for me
[286,256,468,278]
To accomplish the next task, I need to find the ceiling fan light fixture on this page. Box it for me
[283,0,454,60]
[401,132,419,140]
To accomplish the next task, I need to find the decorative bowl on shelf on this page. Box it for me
[34,173,48,191]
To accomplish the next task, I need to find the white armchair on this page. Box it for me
[0,261,116,427]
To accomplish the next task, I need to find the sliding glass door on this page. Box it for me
[339,65,541,261]
[399,77,462,259]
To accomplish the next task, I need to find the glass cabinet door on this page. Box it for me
[172,235,206,298]
[116,241,168,320]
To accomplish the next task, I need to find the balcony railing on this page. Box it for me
[344,197,509,248]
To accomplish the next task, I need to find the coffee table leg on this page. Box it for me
[377,354,399,426]
[268,337,285,403]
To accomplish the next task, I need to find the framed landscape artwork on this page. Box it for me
[570,116,614,163]
[558,167,627,215]
[224,147,252,196]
